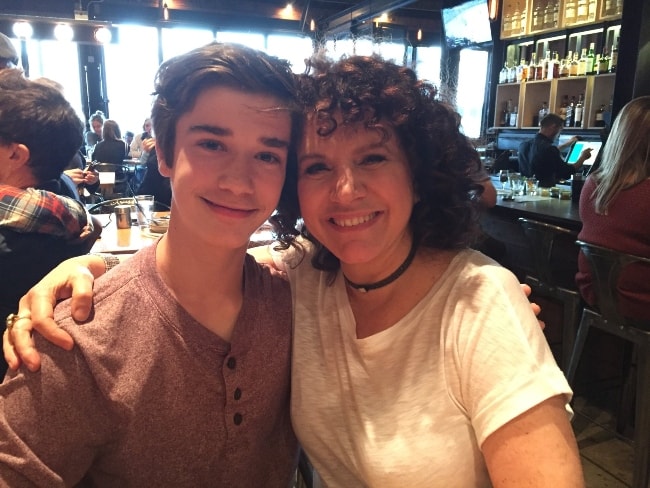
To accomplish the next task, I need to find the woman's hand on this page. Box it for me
[3,254,107,372]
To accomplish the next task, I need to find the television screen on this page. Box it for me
[442,0,493,47]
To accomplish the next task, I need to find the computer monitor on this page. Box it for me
[565,140,603,166]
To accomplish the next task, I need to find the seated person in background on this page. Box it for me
[84,110,104,155]
[518,113,592,187]
[576,96,650,321]
[92,119,129,195]
[92,119,128,166]
[129,118,153,160]
[62,149,100,199]
[136,147,171,209]
[0,32,18,71]
[124,130,134,157]
[0,69,99,375]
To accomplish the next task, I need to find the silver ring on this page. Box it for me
[5,313,31,331]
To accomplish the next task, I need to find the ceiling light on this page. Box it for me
[54,24,75,42]
[13,21,33,39]
[94,26,112,44]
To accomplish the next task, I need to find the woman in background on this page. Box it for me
[576,96,650,320]
[129,118,153,160]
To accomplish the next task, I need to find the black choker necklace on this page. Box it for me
[343,242,418,293]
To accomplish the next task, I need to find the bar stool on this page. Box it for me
[518,217,582,369]
[566,240,650,488]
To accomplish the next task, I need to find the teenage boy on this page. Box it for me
[0,43,299,486]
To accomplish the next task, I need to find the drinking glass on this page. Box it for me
[498,170,509,190]
[526,177,539,196]
[509,173,525,196]
[134,195,155,228]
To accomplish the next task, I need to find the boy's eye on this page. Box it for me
[258,152,282,165]
[198,140,225,151]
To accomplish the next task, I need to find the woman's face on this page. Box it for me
[297,114,416,271]
[91,120,103,136]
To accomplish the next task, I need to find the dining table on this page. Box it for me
[90,211,168,255]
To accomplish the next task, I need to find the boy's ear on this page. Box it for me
[8,143,31,167]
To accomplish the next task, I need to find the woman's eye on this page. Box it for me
[302,162,329,175]
[360,154,387,165]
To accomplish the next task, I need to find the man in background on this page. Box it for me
[0,69,99,375]
[0,32,18,70]
[518,113,592,187]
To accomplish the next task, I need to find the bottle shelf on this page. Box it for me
[500,0,622,40]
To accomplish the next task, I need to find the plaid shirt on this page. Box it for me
[0,185,91,240]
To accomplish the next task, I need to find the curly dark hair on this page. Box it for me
[272,54,483,273]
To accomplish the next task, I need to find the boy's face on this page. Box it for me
[159,86,291,250]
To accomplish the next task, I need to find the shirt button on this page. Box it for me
[227,357,236,369]
[234,388,242,400]
[234,413,243,425]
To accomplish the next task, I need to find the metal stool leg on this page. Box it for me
[566,310,592,385]
[631,338,650,488]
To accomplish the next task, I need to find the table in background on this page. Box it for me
[91,212,168,255]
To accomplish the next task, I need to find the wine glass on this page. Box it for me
[499,170,509,190]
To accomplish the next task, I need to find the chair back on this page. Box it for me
[577,240,650,330]
[519,217,577,286]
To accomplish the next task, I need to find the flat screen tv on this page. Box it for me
[442,0,493,47]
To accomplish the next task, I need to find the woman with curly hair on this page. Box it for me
[6,53,581,487]
[263,54,582,487]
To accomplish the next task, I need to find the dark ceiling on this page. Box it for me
[0,0,446,42]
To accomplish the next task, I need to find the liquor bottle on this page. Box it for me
[577,48,588,76]
[586,43,596,75]
[598,48,610,74]
[609,38,618,72]
[559,95,569,118]
[535,52,546,80]
[499,62,509,83]
[615,0,623,15]
[569,51,579,76]
[502,99,512,126]
[528,53,538,80]
[577,0,588,22]
[510,105,519,127]
[521,57,529,81]
[604,0,614,15]
[538,102,549,126]
[594,104,606,127]
[512,2,521,33]
[516,58,525,82]
[560,51,571,77]
[503,5,512,37]
[543,0,554,28]
[518,3,527,35]
[532,0,541,30]
[552,0,559,28]
[565,96,575,127]
[508,63,517,83]
[565,0,577,24]
[551,51,560,78]
[574,94,584,127]
[587,0,597,22]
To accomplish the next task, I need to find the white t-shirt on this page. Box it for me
[275,245,572,488]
